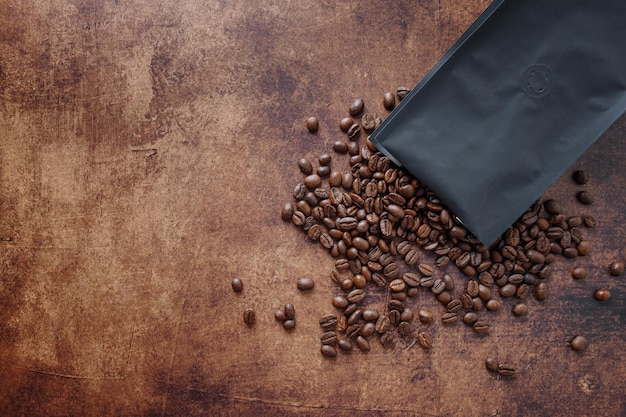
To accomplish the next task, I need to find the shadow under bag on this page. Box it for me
[369,0,626,246]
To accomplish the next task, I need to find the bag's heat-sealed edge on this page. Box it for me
[369,0,626,246]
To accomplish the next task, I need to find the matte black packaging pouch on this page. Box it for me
[369,0,626,246]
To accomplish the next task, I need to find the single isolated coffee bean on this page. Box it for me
[473,320,489,333]
[417,332,431,349]
[512,303,529,316]
[572,170,589,184]
[570,335,588,351]
[418,309,434,324]
[306,116,319,133]
[297,277,315,291]
[383,92,395,110]
[608,261,624,276]
[594,288,611,301]
[349,98,365,116]
[243,308,255,326]
[396,86,410,100]
[572,267,587,280]
[231,277,243,293]
[576,191,593,205]
[497,364,517,377]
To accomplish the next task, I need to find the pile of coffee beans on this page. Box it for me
[280,87,615,359]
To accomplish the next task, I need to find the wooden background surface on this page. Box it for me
[0,1,624,416]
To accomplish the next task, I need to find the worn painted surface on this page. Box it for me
[0,1,624,416]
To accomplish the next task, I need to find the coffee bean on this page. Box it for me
[570,335,587,351]
[447,299,462,313]
[500,283,516,298]
[275,308,286,322]
[362,309,379,322]
[397,321,411,336]
[355,335,370,351]
[516,283,530,299]
[418,309,433,324]
[347,289,365,304]
[281,203,294,221]
[284,303,295,320]
[418,264,434,276]
[467,280,479,297]
[243,308,255,326]
[375,315,391,333]
[608,261,624,276]
[432,279,446,295]
[535,282,548,301]
[572,170,589,184]
[349,98,365,116]
[321,344,337,357]
[304,174,322,190]
[577,240,591,256]
[473,320,489,333]
[497,364,516,377]
[340,117,354,132]
[319,313,338,330]
[577,191,593,205]
[320,331,338,345]
[485,357,499,372]
[582,214,596,228]
[572,267,587,280]
[231,277,243,293]
[437,291,452,305]
[380,331,394,347]
[485,299,502,311]
[306,116,319,133]
[338,338,353,352]
[383,92,395,110]
[594,288,611,301]
[562,247,578,258]
[396,86,410,100]
[441,312,458,324]
[389,279,406,293]
[417,332,431,349]
[512,303,529,316]
[282,319,296,330]
[462,311,478,325]
[361,114,376,131]
[343,303,358,317]
[297,277,315,291]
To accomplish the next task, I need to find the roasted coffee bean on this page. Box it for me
[462,311,478,325]
[441,312,458,324]
[405,249,420,265]
[355,335,370,351]
[306,116,319,133]
[343,303,358,317]
[420,276,434,288]
[512,303,529,316]
[460,294,473,309]
[583,214,597,228]
[380,331,394,346]
[389,279,406,292]
[347,309,363,326]
[570,335,588,351]
[516,284,530,299]
[400,308,414,322]
[526,249,545,264]
[431,279,446,295]
[321,331,338,345]
[467,280,480,297]
[562,247,578,258]
[486,299,502,311]
[384,262,400,279]
[535,282,548,301]
[572,267,587,280]
[361,114,376,131]
[360,322,376,337]
[383,92,395,110]
[403,272,420,287]
[417,332,431,349]
[321,344,337,357]
[609,261,625,276]
[397,321,411,336]
[376,315,391,333]
[349,98,365,116]
[577,191,593,205]
[418,309,434,324]
[332,296,349,309]
[437,291,452,305]
[473,320,489,333]
[346,323,360,338]
[472,297,483,311]
[407,287,419,297]
[337,338,353,352]
[485,357,499,372]
[361,310,379,323]
[297,158,313,175]
[333,140,348,154]
[577,240,591,256]
[594,288,611,301]
[275,308,286,322]
[340,117,354,132]
[231,277,243,293]
[499,283,517,298]
[418,263,434,276]
[447,299,462,313]
[347,123,361,139]
[304,174,322,190]
[543,199,561,215]
[478,284,492,301]
[319,313,338,330]
[284,303,295,320]
[281,203,294,221]
[497,364,516,377]
[572,170,589,184]
[243,308,255,326]
[347,289,365,304]
[396,86,410,100]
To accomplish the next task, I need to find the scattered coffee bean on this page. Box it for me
[594,288,611,301]
[473,320,489,333]
[297,277,315,291]
[497,364,517,377]
[417,332,431,349]
[283,319,296,331]
[243,308,255,326]
[355,335,370,352]
[608,261,624,276]
[418,309,433,324]
[572,170,589,184]
[485,357,499,372]
[572,267,587,280]
[383,92,395,110]
[576,191,593,205]
[284,303,296,319]
[441,312,458,324]
[462,311,478,325]
[361,114,376,131]
[349,98,364,116]
[306,116,319,133]
[570,335,587,351]
[298,158,313,174]
[321,344,337,357]
[231,277,243,293]
[512,303,529,316]
[535,282,548,301]
[338,338,353,352]
[275,308,286,322]
[396,86,410,100]
[486,299,502,311]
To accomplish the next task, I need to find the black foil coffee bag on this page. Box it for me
[369,0,626,246]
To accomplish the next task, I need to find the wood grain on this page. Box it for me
[0,1,623,416]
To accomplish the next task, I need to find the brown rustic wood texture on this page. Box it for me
[0,1,624,416]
